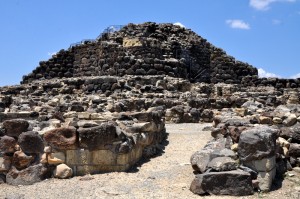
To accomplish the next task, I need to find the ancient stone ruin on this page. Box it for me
[1,22,300,196]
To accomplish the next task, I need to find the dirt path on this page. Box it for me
[1,123,300,199]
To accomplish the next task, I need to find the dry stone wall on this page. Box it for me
[21,22,259,85]
[1,73,300,193]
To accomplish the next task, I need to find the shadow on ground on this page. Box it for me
[128,133,170,173]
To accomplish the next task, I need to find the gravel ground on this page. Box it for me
[1,123,300,199]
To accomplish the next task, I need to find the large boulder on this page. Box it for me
[18,131,44,153]
[78,122,119,150]
[190,170,253,196]
[190,138,228,173]
[238,126,278,162]
[43,127,77,150]
[6,164,51,185]
[3,119,29,138]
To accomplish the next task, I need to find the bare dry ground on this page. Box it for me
[1,123,300,199]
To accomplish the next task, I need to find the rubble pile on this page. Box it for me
[190,99,300,195]
[0,76,167,185]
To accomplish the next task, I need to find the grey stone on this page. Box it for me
[238,126,278,162]
[191,170,253,196]
[77,120,99,128]
[210,148,238,160]
[239,165,258,179]
[283,114,297,127]
[207,157,238,171]
[243,156,276,172]
[291,124,300,142]
[190,149,212,173]
[78,122,119,150]
[190,174,205,195]
[6,164,51,185]
[257,168,276,192]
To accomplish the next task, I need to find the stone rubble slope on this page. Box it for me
[22,22,258,84]
[190,96,300,195]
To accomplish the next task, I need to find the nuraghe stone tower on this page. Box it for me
[22,22,258,85]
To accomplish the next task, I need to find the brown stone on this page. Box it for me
[3,119,29,138]
[18,131,44,153]
[259,116,272,125]
[43,127,77,150]
[12,150,34,170]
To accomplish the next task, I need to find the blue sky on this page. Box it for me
[0,0,300,86]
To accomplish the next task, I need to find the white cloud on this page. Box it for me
[258,68,281,78]
[250,0,296,11]
[226,19,250,30]
[47,52,57,56]
[173,22,185,28]
[272,19,282,25]
[290,73,300,79]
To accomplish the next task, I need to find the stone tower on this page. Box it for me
[21,22,258,84]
